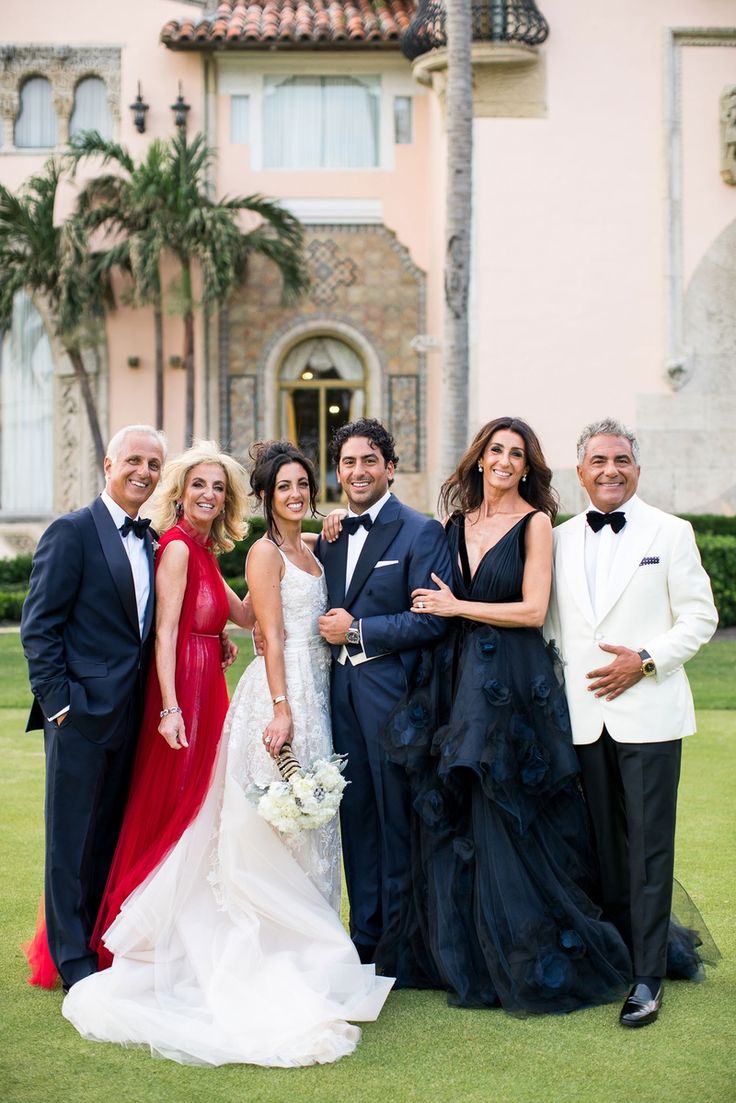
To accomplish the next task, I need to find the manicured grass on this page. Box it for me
[2,632,734,1102]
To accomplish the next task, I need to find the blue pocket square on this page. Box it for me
[640,556,660,566]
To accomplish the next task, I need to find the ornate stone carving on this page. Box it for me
[720,86,736,185]
[306,239,358,306]
[229,375,257,464]
[0,45,121,149]
[389,375,420,472]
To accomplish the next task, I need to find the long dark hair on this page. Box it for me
[249,440,319,544]
[439,416,558,521]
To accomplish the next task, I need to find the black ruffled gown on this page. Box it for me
[379,512,634,1013]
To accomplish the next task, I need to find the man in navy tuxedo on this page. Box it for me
[21,425,167,990]
[317,418,451,967]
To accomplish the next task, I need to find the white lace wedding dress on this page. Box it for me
[62,548,393,1067]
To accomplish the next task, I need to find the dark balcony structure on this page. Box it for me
[400,0,549,62]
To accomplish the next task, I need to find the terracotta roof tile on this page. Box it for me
[161,0,415,49]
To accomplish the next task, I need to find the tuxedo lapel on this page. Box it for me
[344,497,403,609]
[558,513,595,626]
[320,533,350,608]
[344,520,403,609]
[141,530,156,641]
[90,497,139,636]
[596,498,659,622]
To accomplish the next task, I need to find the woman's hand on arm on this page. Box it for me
[247,541,292,758]
[155,541,190,749]
[321,509,348,543]
[411,573,461,617]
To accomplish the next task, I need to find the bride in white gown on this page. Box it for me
[62,442,393,1066]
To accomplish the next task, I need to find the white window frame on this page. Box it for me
[219,54,423,172]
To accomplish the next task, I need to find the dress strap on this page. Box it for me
[457,516,473,589]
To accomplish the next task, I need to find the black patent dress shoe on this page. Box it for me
[619,983,663,1028]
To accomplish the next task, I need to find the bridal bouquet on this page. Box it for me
[247,747,348,837]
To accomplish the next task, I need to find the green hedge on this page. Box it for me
[4,521,736,626]
[696,535,736,627]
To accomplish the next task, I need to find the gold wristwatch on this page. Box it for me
[638,649,656,677]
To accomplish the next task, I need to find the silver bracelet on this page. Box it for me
[272,694,287,706]
[160,705,183,718]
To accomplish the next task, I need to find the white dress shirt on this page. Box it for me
[584,494,637,621]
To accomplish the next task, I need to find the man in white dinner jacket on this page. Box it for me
[546,417,718,1028]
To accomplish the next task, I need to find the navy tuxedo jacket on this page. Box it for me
[21,496,156,745]
[316,494,452,683]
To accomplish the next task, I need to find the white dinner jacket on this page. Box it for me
[545,497,718,745]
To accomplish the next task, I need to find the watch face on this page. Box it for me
[346,629,360,645]
[642,660,656,676]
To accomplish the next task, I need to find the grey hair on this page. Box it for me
[576,418,640,465]
[105,425,168,465]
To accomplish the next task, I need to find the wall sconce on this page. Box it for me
[169,354,183,368]
[171,82,190,130]
[129,82,149,134]
[127,355,141,368]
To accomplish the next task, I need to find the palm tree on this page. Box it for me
[69,133,170,429]
[71,130,309,446]
[161,130,308,445]
[0,159,108,468]
[443,0,474,465]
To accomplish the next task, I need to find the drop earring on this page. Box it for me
[522,473,528,483]
[175,501,183,516]
[477,463,483,473]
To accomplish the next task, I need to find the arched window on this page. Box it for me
[279,336,365,501]
[70,76,113,139]
[15,76,58,148]
[0,293,54,513]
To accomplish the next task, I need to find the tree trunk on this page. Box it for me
[66,345,106,470]
[443,0,474,465]
[181,261,195,446]
[154,304,164,431]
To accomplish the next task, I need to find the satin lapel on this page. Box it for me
[558,514,595,625]
[596,498,659,623]
[344,510,403,609]
[319,534,349,608]
[90,497,139,636]
[141,529,156,641]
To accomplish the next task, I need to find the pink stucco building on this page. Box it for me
[1,1,734,547]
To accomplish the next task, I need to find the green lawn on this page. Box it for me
[1,632,734,1103]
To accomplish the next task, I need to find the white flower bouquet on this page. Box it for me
[247,745,348,837]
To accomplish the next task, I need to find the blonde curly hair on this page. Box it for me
[149,440,248,553]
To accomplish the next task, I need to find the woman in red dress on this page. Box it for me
[26,441,252,983]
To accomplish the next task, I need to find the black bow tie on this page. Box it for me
[119,516,151,539]
[586,510,626,534]
[342,514,373,536]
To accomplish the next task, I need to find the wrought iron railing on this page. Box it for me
[400,0,549,62]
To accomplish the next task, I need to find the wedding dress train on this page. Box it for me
[62,548,393,1065]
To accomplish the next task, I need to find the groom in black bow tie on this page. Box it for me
[546,417,717,1027]
[21,425,167,990]
[317,419,452,970]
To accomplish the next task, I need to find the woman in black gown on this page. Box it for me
[378,417,633,1013]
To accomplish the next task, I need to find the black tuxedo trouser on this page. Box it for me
[43,717,138,988]
[330,653,412,961]
[576,727,682,978]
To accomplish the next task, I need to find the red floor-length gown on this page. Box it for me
[25,518,231,983]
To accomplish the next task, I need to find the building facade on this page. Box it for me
[1,1,735,551]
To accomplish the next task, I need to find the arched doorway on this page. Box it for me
[279,336,365,502]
